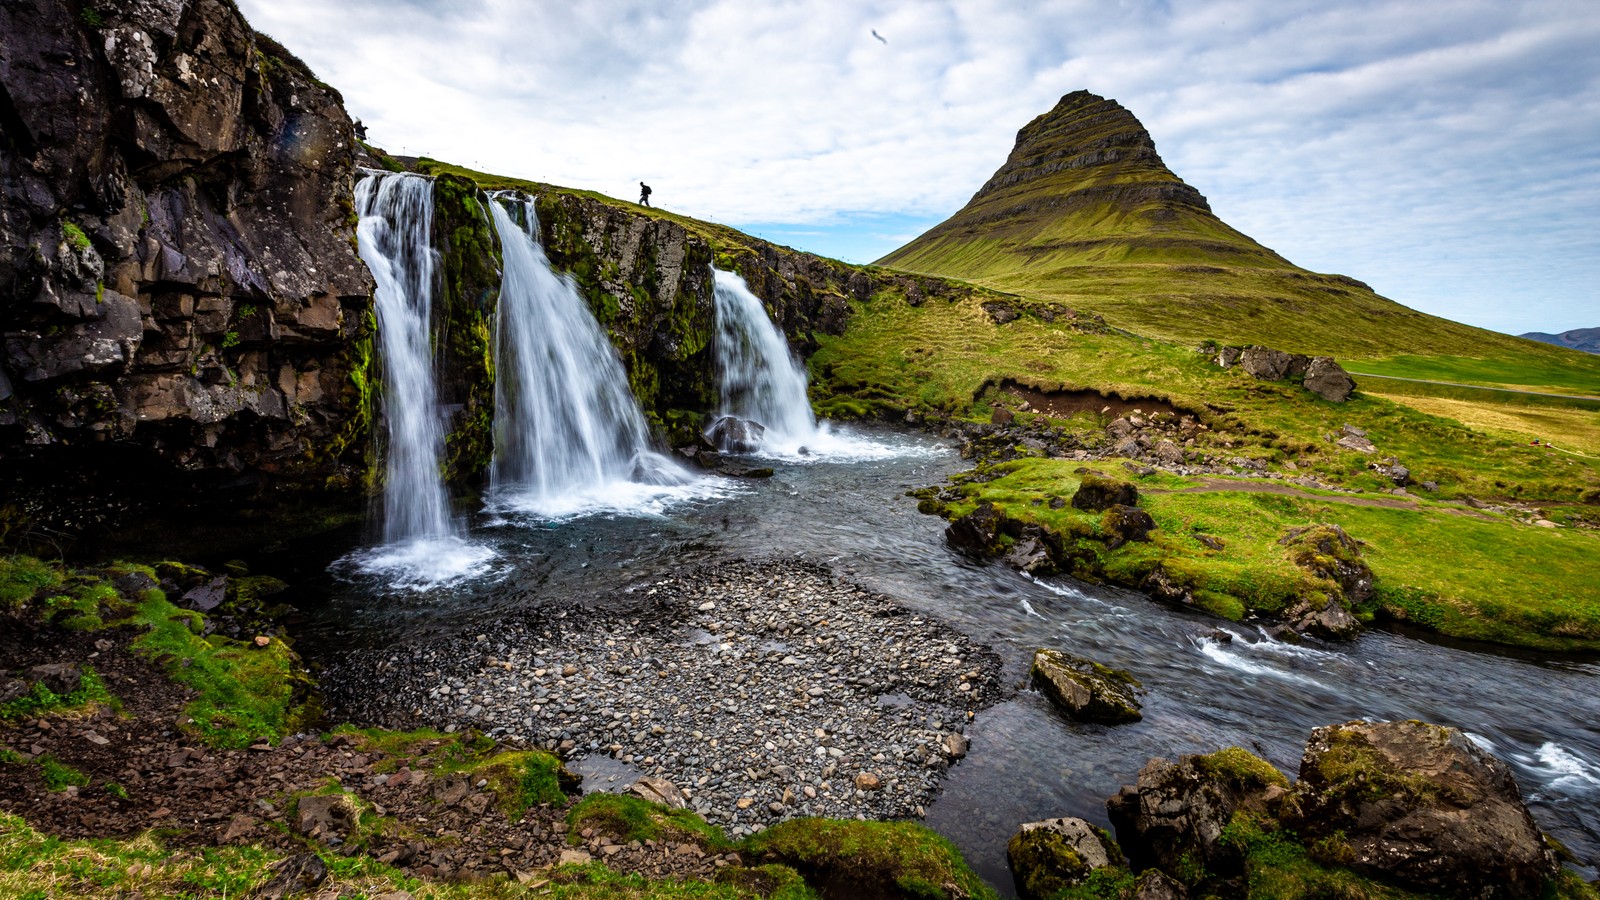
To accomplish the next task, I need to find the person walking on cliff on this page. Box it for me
[639,182,652,207]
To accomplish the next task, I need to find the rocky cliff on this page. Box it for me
[0,0,373,513]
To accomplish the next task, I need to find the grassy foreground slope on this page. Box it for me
[877,91,1600,396]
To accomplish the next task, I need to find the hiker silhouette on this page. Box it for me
[639,182,652,206]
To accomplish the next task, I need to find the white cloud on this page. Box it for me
[238,0,1600,334]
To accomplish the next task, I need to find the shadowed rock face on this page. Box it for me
[0,0,372,491]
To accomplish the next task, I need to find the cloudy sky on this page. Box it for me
[237,0,1599,336]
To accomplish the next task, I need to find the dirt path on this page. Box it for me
[1146,478,1501,521]
[1347,372,1600,403]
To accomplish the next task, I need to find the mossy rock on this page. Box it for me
[714,864,821,900]
[1006,817,1123,900]
[1193,747,1290,793]
[1071,475,1138,511]
[471,750,579,821]
[1030,648,1142,724]
[566,793,730,850]
[743,818,997,900]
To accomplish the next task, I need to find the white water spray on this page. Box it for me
[345,172,491,587]
[486,194,704,518]
[709,268,908,461]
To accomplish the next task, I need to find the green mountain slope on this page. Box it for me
[878,91,1600,394]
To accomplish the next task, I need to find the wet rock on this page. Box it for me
[945,501,1006,556]
[1102,505,1155,550]
[1303,356,1355,402]
[1007,816,1121,899]
[1107,749,1288,886]
[26,663,81,696]
[250,852,329,900]
[181,576,228,612]
[706,416,766,454]
[630,776,688,809]
[1030,649,1142,724]
[1003,537,1052,574]
[1289,720,1558,898]
[1071,475,1138,512]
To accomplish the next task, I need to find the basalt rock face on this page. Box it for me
[533,191,913,444]
[0,1,372,500]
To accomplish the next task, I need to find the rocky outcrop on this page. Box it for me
[1030,648,1143,724]
[1302,356,1355,402]
[1289,720,1558,898]
[0,0,372,492]
[1007,816,1122,899]
[1277,524,1369,640]
[1217,345,1356,403]
[1108,749,1288,886]
[1071,474,1138,511]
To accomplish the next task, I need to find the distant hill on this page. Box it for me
[877,91,1600,382]
[1520,328,1600,354]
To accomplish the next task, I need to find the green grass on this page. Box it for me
[1349,355,1600,398]
[35,756,89,793]
[567,794,731,850]
[0,669,115,722]
[0,557,61,607]
[932,458,1600,651]
[743,818,997,900]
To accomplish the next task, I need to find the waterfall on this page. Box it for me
[486,194,697,518]
[709,268,819,454]
[345,172,491,587]
[708,268,905,461]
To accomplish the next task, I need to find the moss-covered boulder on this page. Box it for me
[1006,816,1123,900]
[1277,524,1369,640]
[1287,720,1558,898]
[1072,475,1139,512]
[744,818,996,900]
[1106,748,1288,886]
[1030,648,1143,725]
[1102,505,1155,550]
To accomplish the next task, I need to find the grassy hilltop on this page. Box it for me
[877,91,1600,397]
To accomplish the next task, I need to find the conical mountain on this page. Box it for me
[878,91,1593,370]
[883,90,1288,274]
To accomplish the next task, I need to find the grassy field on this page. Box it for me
[928,459,1600,652]
[810,286,1600,505]
[1347,355,1600,397]
[1369,393,1600,456]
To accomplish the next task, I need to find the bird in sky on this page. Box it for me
[871,29,887,44]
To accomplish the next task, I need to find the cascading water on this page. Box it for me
[344,172,491,586]
[486,194,703,518]
[709,268,897,460]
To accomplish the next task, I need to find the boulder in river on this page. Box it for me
[1288,720,1559,898]
[946,500,1007,556]
[1107,748,1289,886]
[1030,649,1143,724]
[705,415,766,453]
[1278,524,1370,640]
[1007,816,1122,899]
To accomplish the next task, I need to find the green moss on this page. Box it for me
[432,174,501,485]
[0,668,115,721]
[37,755,89,792]
[567,794,731,850]
[449,750,576,821]
[125,590,313,748]
[0,556,64,607]
[744,818,997,900]
[1194,748,1290,792]
[60,221,90,252]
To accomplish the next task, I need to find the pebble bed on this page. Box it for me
[324,559,1005,836]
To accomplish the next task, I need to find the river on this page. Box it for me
[299,424,1600,892]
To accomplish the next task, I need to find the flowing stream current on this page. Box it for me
[304,434,1600,891]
